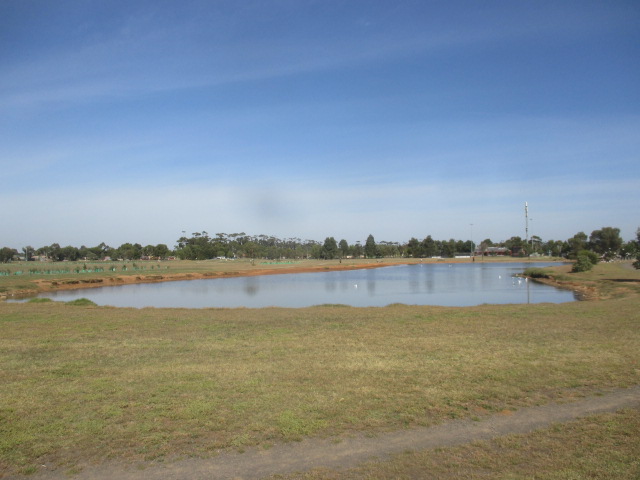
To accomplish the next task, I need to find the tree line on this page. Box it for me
[1,227,639,267]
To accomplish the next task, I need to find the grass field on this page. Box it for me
[1,260,639,477]
[274,407,640,479]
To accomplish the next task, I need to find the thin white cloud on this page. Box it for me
[1,173,637,249]
[3,2,622,111]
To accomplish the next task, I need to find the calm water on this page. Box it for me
[34,262,577,308]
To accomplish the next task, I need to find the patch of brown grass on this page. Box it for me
[1,288,639,475]
[281,407,640,479]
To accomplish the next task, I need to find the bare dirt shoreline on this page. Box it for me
[38,262,389,292]
[7,257,567,298]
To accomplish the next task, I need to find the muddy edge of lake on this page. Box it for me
[5,258,574,299]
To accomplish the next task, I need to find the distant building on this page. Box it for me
[476,246,511,256]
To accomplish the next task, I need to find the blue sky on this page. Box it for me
[1,0,639,249]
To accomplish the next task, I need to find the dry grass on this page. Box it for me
[276,407,640,479]
[1,262,639,477]
[545,261,640,299]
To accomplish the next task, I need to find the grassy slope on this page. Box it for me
[0,261,639,476]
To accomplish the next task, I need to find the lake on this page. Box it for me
[34,262,577,308]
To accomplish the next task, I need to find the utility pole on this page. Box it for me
[525,202,529,246]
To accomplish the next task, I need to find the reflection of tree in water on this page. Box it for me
[408,264,420,293]
[324,279,337,292]
[367,269,376,295]
[243,278,260,296]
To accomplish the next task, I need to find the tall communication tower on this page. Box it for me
[525,202,529,245]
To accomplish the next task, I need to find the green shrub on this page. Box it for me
[572,255,594,273]
[523,267,551,279]
[27,298,53,303]
[577,249,599,265]
[65,298,97,306]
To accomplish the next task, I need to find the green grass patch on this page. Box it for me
[65,298,97,306]
[27,297,53,303]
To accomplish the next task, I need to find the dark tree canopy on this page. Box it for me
[1,225,634,263]
[589,227,623,258]
[321,237,338,260]
[364,234,377,258]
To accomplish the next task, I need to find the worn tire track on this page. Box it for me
[22,386,640,480]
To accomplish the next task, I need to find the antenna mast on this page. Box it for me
[525,202,529,245]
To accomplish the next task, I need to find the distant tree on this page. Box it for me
[538,239,559,257]
[154,244,170,259]
[116,243,142,260]
[91,242,113,259]
[530,235,542,253]
[406,237,422,258]
[46,243,62,261]
[339,239,349,258]
[22,246,34,261]
[633,227,640,270]
[504,236,523,249]
[422,235,437,257]
[176,244,195,260]
[567,232,588,259]
[352,241,363,258]
[79,246,99,260]
[321,237,338,259]
[0,247,18,263]
[441,239,456,258]
[60,245,80,261]
[364,234,377,258]
[620,240,638,260]
[306,242,321,259]
[589,227,623,259]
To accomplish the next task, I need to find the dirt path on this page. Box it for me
[25,386,640,480]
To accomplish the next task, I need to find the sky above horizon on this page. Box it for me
[2,0,639,249]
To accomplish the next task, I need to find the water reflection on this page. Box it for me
[34,263,577,308]
[366,269,376,295]
[243,277,259,296]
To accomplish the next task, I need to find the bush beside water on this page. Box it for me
[571,250,600,273]
[523,267,552,279]
[65,298,97,306]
